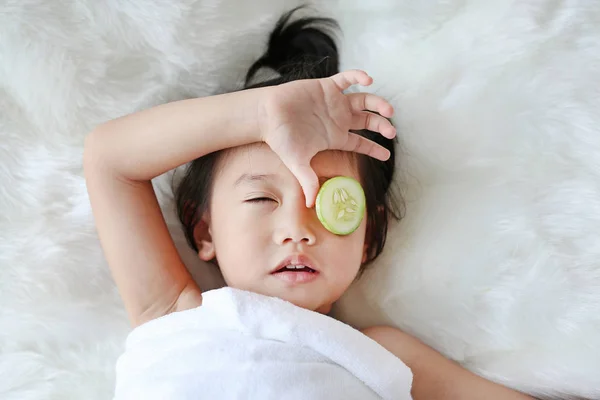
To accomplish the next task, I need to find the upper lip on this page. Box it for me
[271,254,319,274]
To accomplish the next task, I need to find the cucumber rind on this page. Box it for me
[315,176,365,235]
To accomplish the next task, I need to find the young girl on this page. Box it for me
[84,8,534,400]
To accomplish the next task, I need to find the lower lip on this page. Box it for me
[271,270,319,284]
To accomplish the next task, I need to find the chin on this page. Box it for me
[283,294,333,315]
[314,303,333,315]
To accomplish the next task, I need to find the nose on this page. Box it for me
[273,201,317,246]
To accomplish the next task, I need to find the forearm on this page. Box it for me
[363,326,534,400]
[85,87,269,181]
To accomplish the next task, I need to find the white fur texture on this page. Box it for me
[331,1,600,399]
[0,0,598,399]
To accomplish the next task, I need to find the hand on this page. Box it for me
[259,69,396,207]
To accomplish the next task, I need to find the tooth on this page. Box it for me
[280,264,312,271]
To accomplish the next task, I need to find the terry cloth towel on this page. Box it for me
[113,287,413,399]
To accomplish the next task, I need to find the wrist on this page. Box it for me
[215,86,268,147]
[253,85,279,143]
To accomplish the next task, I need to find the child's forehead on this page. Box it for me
[219,143,359,181]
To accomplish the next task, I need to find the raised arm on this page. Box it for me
[83,88,268,328]
[83,68,394,328]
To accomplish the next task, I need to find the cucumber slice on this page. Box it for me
[316,176,366,235]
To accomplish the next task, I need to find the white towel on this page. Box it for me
[113,287,413,399]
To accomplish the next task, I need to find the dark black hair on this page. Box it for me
[175,6,402,273]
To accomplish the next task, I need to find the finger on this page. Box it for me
[287,162,320,208]
[336,133,391,161]
[330,70,373,91]
[347,93,395,118]
[351,112,397,139]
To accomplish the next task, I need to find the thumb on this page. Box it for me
[288,162,320,208]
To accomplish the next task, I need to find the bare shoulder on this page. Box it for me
[361,325,400,341]
[361,325,414,350]
[360,325,433,373]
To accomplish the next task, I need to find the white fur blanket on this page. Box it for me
[114,288,412,400]
[1,1,599,399]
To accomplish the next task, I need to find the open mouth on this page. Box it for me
[271,255,319,284]
[273,264,317,274]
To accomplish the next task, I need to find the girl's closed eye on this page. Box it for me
[245,196,277,204]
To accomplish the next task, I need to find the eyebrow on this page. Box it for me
[234,174,335,187]
[234,174,276,187]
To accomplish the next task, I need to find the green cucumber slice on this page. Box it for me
[315,176,366,235]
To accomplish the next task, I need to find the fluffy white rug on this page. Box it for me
[1,0,598,399]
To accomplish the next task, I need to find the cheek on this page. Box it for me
[324,231,365,301]
[212,211,257,257]
[328,219,367,271]
[349,219,369,270]
[209,204,269,284]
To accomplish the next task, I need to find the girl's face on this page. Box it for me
[194,143,368,314]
